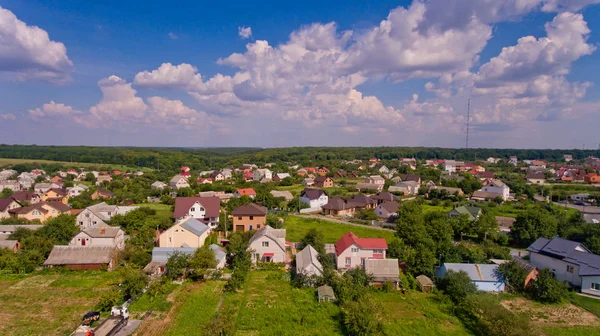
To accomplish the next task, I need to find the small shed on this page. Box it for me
[416,275,434,293]
[317,285,336,302]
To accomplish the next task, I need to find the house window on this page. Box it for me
[345,257,351,266]
[373,249,383,254]
[200,207,205,211]
[238,216,242,220]
[567,265,574,273]
[262,241,269,247]
[592,283,600,291]
[257,225,261,229]
[191,207,195,211]
[250,216,254,220]
[351,247,359,253]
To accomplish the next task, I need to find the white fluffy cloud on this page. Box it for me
[0,6,73,84]
[134,63,205,91]
[238,26,252,39]
[29,101,81,120]
[147,96,207,127]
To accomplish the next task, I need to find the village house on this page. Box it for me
[272,173,291,182]
[475,171,495,181]
[528,237,600,297]
[248,225,287,263]
[67,184,89,197]
[370,191,399,205]
[44,245,118,271]
[296,245,323,277]
[33,183,51,194]
[375,201,399,220]
[349,194,377,209]
[402,174,421,184]
[0,198,22,219]
[91,188,115,200]
[158,217,210,248]
[95,175,113,185]
[585,173,600,184]
[0,180,20,192]
[253,168,272,181]
[70,222,125,249]
[318,285,336,302]
[9,202,70,223]
[526,171,546,185]
[299,188,329,209]
[234,188,257,199]
[447,205,482,221]
[313,176,334,188]
[302,178,315,187]
[197,178,213,184]
[151,181,167,190]
[18,175,35,189]
[169,175,190,189]
[270,190,294,202]
[76,202,139,230]
[378,165,390,174]
[472,179,510,201]
[436,263,505,292]
[0,169,17,180]
[496,216,517,233]
[0,240,21,252]
[335,232,387,270]
[364,259,400,289]
[388,181,419,195]
[10,191,40,204]
[211,171,225,181]
[173,196,221,228]
[232,203,267,232]
[322,197,360,217]
[144,247,196,278]
[220,168,233,180]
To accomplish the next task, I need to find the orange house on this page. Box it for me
[9,202,71,223]
[232,203,267,232]
[41,188,70,204]
[585,173,600,184]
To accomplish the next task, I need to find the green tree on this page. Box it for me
[189,245,217,280]
[301,228,325,254]
[474,212,499,241]
[120,268,149,300]
[341,296,384,336]
[0,189,13,198]
[511,207,558,245]
[37,215,79,244]
[355,208,377,221]
[165,252,191,280]
[497,260,527,293]
[436,270,478,303]
[528,268,568,303]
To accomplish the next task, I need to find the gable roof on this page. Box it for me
[527,237,589,258]
[449,206,481,219]
[300,188,326,200]
[335,232,387,255]
[9,201,70,215]
[173,196,221,218]
[44,246,116,265]
[232,203,267,216]
[370,192,398,202]
[95,188,115,197]
[318,285,335,299]
[379,201,399,214]
[82,222,122,238]
[248,225,286,251]
[443,263,501,282]
[10,191,39,202]
[236,188,256,196]
[209,244,227,264]
[402,174,421,182]
[350,194,377,207]
[178,217,210,237]
[314,176,331,183]
[364,259,399,280]
[150,247,196,262]
[45,188,67,196]
[0,240,19,249]
[564,251,600,276]
[296,245,323,274]
[322,197,360,211]
[0,198,18,212]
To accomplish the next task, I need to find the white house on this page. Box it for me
[296,245,323,277]
[76,202,139,230]
[253,168,272,181]
[528,237,600,297]
[299,189,328,209]
[248,225,287,263]
[378,165,389,174]
[69,222,125,249]
[67,184,89,197]
[173,196,220,229]
[375,201,399,219]
[151,181,167,190]
[366,175,385,186]
[158,217,210,248]
[221,168,233,180]
[335,232,387,270]
[388,181,419,195]
[480,179,510,201]
[169,176,190,189]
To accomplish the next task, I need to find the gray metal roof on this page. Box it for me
[296,245,322,275]
[44,246,116,265]
[0,240,18,249]
[0,224,43,232]
[179,218,209,237]
[151,247,197,262]
[442,263,501,282]
[564,251,600,276]
[209,244,226,263]
[248,225,286,251]
[527,237,589,257]
[364,259,400,281]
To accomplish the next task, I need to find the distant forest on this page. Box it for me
[0,144,599,172]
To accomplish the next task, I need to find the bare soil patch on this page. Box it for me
[502,298,600,327]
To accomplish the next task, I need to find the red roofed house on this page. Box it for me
[243,171,254,181]
[335,232,388,270]
[181,166,191,173]
[113,170,122,176]
[234,188,256,199]
[173,196,221,229]
[197,178,213,184]
[585,173,600,184]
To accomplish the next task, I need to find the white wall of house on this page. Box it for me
[76,209,106,230]
[248,236,286,263]
[530,252,583,286]
[70,231,125,249]
[300,194,328,208]
[482,183,510,200]
[0,200,21,219]
[299,262,322,277]
[375,205,396,219]
[336,244,386,270]
[581,276,600,297]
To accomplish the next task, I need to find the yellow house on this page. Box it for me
[41,188,70,205]
[9,202,71,223]
[158,217,210,248]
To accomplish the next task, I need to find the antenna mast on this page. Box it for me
[465,98,471,149]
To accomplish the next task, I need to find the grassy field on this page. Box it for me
[421,204,453,214]
[133,203,173,217]
[283,215,395,243]
[0,270,119,336]
[571,294,600,318]
[372,291,469,335]
[0,157,151,171]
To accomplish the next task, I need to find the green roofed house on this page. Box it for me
[447,205,481,221]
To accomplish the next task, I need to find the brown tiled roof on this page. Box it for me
[10,191,38,202]
[232,203,267,216]
[300,188,326,200]
[0,198,18,212]
[350,194,376,207]
[314,176,330,183]
[46,188,67,196]
[96,188,115,197]
[370,192,398,202]
[43,201,71,212]
[174,197,221,218]
[9,203,49,214]
[402,174,420,182]
[379,201,399,213]
[322,198,360,211]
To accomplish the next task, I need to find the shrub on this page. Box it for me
[436,270,477,303]
[528,268,569,303]
[96,289,122,312]
[341,296,384,336]
[457,293,533,336]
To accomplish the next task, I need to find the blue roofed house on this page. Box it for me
[528,237,600,297]
[144,247,196,278]
[436,263,505,292]
[158,217,210,248]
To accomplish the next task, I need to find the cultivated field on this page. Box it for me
[283,215,395,243]
[0,271,119,336]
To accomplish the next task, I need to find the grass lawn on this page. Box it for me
[0,157,151,171]
[544,326,600,336]
[284,215,395,243]
[571,294,600,318]
[421,204,453,214]
[372,291,470,335]
[215,271,343,335]
[0,270,119,336]
[133,203,173,217]
[274,184,306,195]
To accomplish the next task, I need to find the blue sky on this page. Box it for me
[0,0,599,148]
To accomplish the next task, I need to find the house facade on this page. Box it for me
[232,203,267,232]
[158,217,210,248]
[480,179,510,201]
[313,176,334,188]
[299,189,328,209]
[9,202,70,223]
[173,196,221,228]
[76,202,139,230]
[375,201,399,219]
[169,176,190,189]
[69,222,125,249]
[0,198,22,219]
[335,232,387,270]
[253,169,272,181]
[296,245,323,277]
[247,225,287,263]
